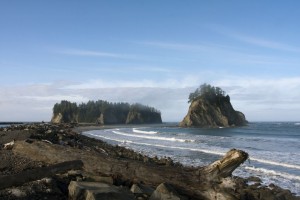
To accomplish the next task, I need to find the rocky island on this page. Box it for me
[180,84,247,128]
[51,100,162,125]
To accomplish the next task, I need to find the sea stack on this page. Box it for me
[180,84,247,128]
[51,100,162,125]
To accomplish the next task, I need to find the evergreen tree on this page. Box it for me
[188,84,227,103]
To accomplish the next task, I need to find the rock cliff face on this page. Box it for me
[51,113,63,124]
[52,110,162,125]
[51,113,78,124]
[126,110,162,124]
[180,96,247,127]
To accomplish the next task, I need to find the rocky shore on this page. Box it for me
[0,123,299,200]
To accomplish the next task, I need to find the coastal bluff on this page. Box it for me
[180,84,247,128]
[51,100,162,125]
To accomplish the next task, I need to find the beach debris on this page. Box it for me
[68,181,135,200]
[41,139,53,144]
[3,139,15,150]
[149,182,183,200]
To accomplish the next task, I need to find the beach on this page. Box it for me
[0,123,299,200]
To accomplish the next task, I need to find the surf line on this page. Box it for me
[132,128,157,134]
[245,166,300,181]
[112,130,194,143]
[85,132,224,156]
[249,157,300,170]
[84,131,300,170]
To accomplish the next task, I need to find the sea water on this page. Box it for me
[83,122,300,195]
[0,124,10,128]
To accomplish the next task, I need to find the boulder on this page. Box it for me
[131,183,154,196]
[130,184,143,194]
[68,181,135,200]
[149,182,182,200]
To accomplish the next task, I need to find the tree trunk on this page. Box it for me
[12,141,248,199]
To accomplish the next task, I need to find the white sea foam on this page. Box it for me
[245,166,300,181]
[132,128,157,134]
[112,130,195,143]
[294,122,300,126]
[87,130,300,170]
[250,157,300,170]
[87,132,133,144]
[85,131,223,156]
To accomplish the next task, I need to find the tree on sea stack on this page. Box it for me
[180,83,247,127]
[188,83,228,103]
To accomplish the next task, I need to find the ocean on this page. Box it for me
[83,122,298,195]
[0,124,10,128]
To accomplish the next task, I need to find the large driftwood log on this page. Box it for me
[12,141,248,199]
[0,160,83,190]
[201,149,248,180]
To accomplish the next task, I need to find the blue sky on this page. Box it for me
[1,1,300,122]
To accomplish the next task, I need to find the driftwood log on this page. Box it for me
[12,141,248,199]
[0,160,83,190]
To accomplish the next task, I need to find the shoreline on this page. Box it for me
[0,123,299,199]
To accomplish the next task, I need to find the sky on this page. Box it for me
[1,1,300,122]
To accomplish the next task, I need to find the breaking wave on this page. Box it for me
[132,128,158,134]
[112,130,195,143]
[245,166,300,181]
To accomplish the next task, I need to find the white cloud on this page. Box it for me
[57,48,137,59]
[21,95,89,102]
[232,34,300,53]
[139,41,209,51]
[209,24,300,53]
[1,76,300,122]
[61,76,203,89]
[214,77,300,121]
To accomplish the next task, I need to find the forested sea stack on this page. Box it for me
[180,84,247,128]
[51,100,162,124]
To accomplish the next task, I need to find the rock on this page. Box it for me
[51,113,63,124]
[126,109,162,124]
[3,140,15,150]
[247,176,262,184]
[45,129,52,134]
[8,188,26,197]
[68,181,135,200]
[130,184,154,197]
[51,100,161,124]
[179,94,247,128]
[130,184,143,194]
[149,182,182,200]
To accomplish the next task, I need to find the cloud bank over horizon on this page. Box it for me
[1,76,300,122]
